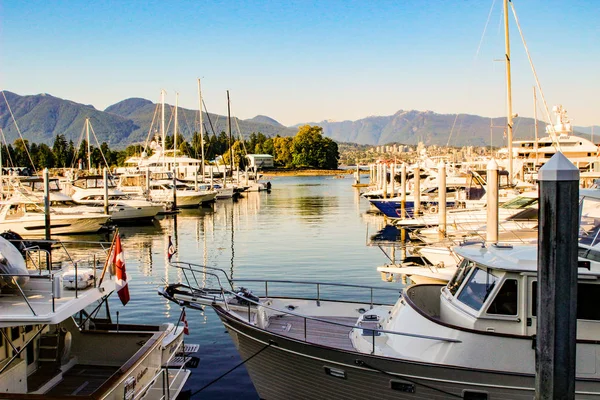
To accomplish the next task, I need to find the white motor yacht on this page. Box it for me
[0,193,109,236]
[158,189,600,399]
[65,175,163,221]
[0,235,193,398]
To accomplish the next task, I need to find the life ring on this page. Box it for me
[429,205,438,214]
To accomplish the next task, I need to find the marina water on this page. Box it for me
[76,175,396,398]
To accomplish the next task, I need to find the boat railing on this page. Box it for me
[233,278,401,309]
[0,239,113,316]
[221,287,462,351]
[132,339,189,400]
[167,262,461,351]
[170,261,235,290]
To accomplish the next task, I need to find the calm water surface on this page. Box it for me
[93,175,401,398]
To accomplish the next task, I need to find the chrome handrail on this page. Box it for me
[132,335,191,400]
[166,263,460,347]
[221,288,461,345]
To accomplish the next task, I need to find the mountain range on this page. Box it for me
[0,91,597,149]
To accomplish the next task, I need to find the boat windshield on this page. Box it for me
[501,196,538,209]
[579,196,600,247]
[456,267,499,311]
[447,258,475,296]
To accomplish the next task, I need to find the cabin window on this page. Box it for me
[501,196,538,210]
[532,282,600,320]
[487,279,518,315]
[447,259,475,296]
[578,284,600,320]
[457,268,498,311]
[579,197,600,246]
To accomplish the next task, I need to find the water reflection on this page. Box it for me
[48,176,394,399]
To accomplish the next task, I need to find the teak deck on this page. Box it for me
[266,315,356,351]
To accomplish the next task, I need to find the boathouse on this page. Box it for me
[246,154,274,169]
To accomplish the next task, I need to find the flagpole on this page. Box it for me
[174,307,185,332]
[98,228,119,286]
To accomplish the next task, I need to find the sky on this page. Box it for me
[1,0,599,127]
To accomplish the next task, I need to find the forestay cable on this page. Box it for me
[1,91,37,173]
[509,1,560,151]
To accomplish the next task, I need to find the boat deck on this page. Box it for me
[45,364,119,396]
[266,315,356,351]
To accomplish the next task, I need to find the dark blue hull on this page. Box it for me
[369,199,456,219]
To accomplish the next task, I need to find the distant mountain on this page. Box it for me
[0,92,136,146]
[307,110,594,147]
[0,92,296,148]
[0,91,596,148]
[248,115,285,127]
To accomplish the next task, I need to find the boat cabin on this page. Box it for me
[405,191,600,339]
[71,175,117,190]
[402,243,600,341]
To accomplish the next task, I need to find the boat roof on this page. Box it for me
[0,270,117,328]
[454,243,600,277]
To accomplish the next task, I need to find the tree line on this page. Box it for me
[1,125,339,171]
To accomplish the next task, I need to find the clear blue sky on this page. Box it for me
[1,0,598,128]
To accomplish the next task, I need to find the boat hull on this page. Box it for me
[0,215,108,236]
[369,199,457,219]
[214,306,598,400]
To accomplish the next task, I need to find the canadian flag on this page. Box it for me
[180,308,189,335]
[113,233,130,306]
[167,235,176,262]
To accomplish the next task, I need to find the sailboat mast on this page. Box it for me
[174,92,178,174]
[198,79,205,181]
[504,0,514,185]
[86,117,91,172]
[533,86,539,167]
[227,90,233,178]
[160,90,166,170]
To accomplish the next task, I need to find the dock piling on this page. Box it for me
[486,159,499,243]
[413,166,420,217]
[535,152,579,400]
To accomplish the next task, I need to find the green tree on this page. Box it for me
[290,125,339,169]
[222,140,247,169]
[321,137,340,169]
[37,144,56,168]
[273,136,294,167]
[67,140,76,168]
[262,138,275,156]
[13,139,30,167]
[53,134,68,167]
